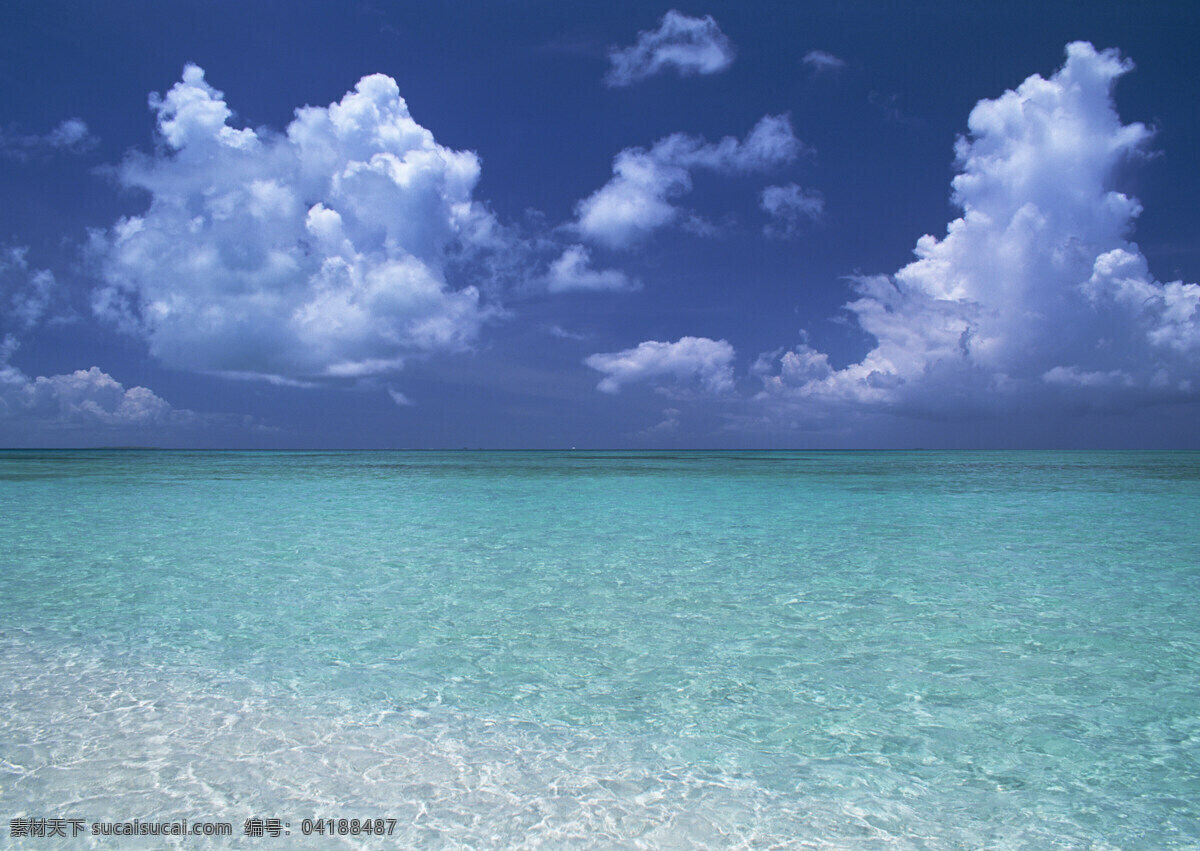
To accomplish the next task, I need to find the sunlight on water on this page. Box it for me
[2,451,1199,847]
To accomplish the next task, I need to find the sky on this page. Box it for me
[1,0,1199,449]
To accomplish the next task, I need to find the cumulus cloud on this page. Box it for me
[545,245,638,293]
[761,183,823,238]
[0,118,97,159]
[585,336,735,394]
[93,65,499,382]
[1,246,57,330]
[606,11,734,87]
[802,50,845,74]
[0,337,198,431]
[755,42,1200,418]
[576,115,802,248]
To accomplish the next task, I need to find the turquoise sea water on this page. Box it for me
[1,450,1199,848]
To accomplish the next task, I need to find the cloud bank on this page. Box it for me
[94,65,499,382]
[752,42,1200,419]
[576,115,803,248]
[606,11,734,87]
[0,337,196,431]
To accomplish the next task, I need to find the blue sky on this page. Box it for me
[2,1,1199,448]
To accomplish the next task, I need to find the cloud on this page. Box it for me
[547,324,589,341]
[638,407,681,437]
[0,118,97,159]
[585,336,735,394]
[46,118,95,150]
[545,245,638,293]
[761,184,824,238]
[802,50,845,74]
[93,65,500,382]
[575,115,803,248]
[606,11,734,87]
[1042,365,1133,388]
[387,388,414,406]
[0,336,201,431]
[755,42,1200,419]
[1,246,57,330]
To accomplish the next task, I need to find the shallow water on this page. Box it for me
[2,450,1199,847]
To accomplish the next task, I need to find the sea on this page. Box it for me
[1,450,1198,848]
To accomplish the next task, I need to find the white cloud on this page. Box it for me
[802,50,845,74]
[387,388,414,406]
[545,245,637,293]
[761,183,823,238]
[1,246,57,330]
[755,42,1200,418]
[585,336,735,394]
[1083,248,1200,355]
[1042,365,1133,388]
[639,407,681,437]
[0,336,196,430]
[606,11,734,87]
[93,65,499,382]
[547,324,588,341]
[576,115,803,248]
[1,118,97,159]
[214,370,316,389]
[46,118,95,150]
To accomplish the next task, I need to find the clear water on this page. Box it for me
[1,450,1199,848]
